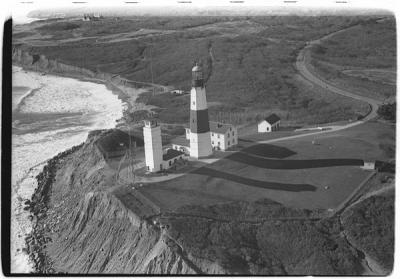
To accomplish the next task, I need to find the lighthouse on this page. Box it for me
[189,63,212,158]
[143,120,163,172]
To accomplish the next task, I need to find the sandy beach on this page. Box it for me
[11,66,125,273]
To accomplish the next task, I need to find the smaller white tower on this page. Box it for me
[143,120,163,172]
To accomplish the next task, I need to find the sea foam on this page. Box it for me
[11,66,124,273]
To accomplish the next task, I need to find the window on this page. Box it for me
[169,161,172,166]
[227,133,230,137]
[193,101,195,105]
[218,142,220,146]
[232,131,235,136]
[217,134,220,139]
[228,141,230,146]
[232,138,235,143]
[230,127,232,131]
[212,133,214,136]
[267,127,269,131]
[212,141,214,145]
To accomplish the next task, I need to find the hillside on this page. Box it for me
[24,129,394,274]
[12,15,385,126]
[309,18,396,101]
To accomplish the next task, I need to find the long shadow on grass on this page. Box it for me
[241,143,297,158]
[226,152,364,169]
[192,167,317,192]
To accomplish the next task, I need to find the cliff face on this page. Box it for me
[13,47,106,80]
[12,47,157,90]
[48,191,196,274]
[27,130,393,275]
[29,131,201,274]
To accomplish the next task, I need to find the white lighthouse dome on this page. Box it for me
[192,64,202,72]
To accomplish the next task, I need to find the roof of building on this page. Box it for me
[171,136,190,147]
[209,121,234,134]
[261,113,281,125]
[163,149,185,161]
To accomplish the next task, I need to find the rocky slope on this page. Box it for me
[24,130,394,275]
[25,130,198,274]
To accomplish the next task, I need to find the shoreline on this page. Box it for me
[13,87,34,111]
[11,65,134,273]
[24,144,84,273]
[15,87,41,113]
[12,62,157,124]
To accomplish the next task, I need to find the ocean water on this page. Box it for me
[11,66,124,272]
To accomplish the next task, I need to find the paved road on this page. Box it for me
[295,25,381,122]
[256,23,384,145]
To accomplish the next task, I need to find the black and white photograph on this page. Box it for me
[2,0,397,275]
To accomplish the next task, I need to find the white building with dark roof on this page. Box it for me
[258,113,281,133]
[162,149,185,169]
[210,122,238,151]
[176,121,238,152]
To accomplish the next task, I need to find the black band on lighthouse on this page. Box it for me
[192,79,204,88]
[190,109,210,133]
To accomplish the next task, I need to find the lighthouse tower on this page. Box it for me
[189,63,212,158]
[143,120,163,172]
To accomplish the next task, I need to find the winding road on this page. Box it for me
[132,21,385,184]
[295,24,381,122]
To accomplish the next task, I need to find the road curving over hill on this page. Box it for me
[295,23,382,122]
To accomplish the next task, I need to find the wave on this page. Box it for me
[11,66,125,273]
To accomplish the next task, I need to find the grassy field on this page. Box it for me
[14,15,381,127]
[309,18,396,101]
[138,120,394,211]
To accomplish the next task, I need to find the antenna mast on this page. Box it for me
[149,43,155,97]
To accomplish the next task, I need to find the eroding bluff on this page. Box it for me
[28,130,393,275]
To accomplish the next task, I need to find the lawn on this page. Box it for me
[138,121,394,211]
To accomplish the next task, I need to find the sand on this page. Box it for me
[11,66,124,273]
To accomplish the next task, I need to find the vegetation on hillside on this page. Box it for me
[310,18,396,100]
[163,196,393,274]
[14,15,382,126]
[377,102,396,121]
[342,194,394,272]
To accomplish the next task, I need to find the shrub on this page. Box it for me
[377,102,396,121]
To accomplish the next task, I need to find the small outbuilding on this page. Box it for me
[362,161,376,170]
[162,149,185,169]
[171,136,190,155]
[258,114,281,133]
[172,90,185,95]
